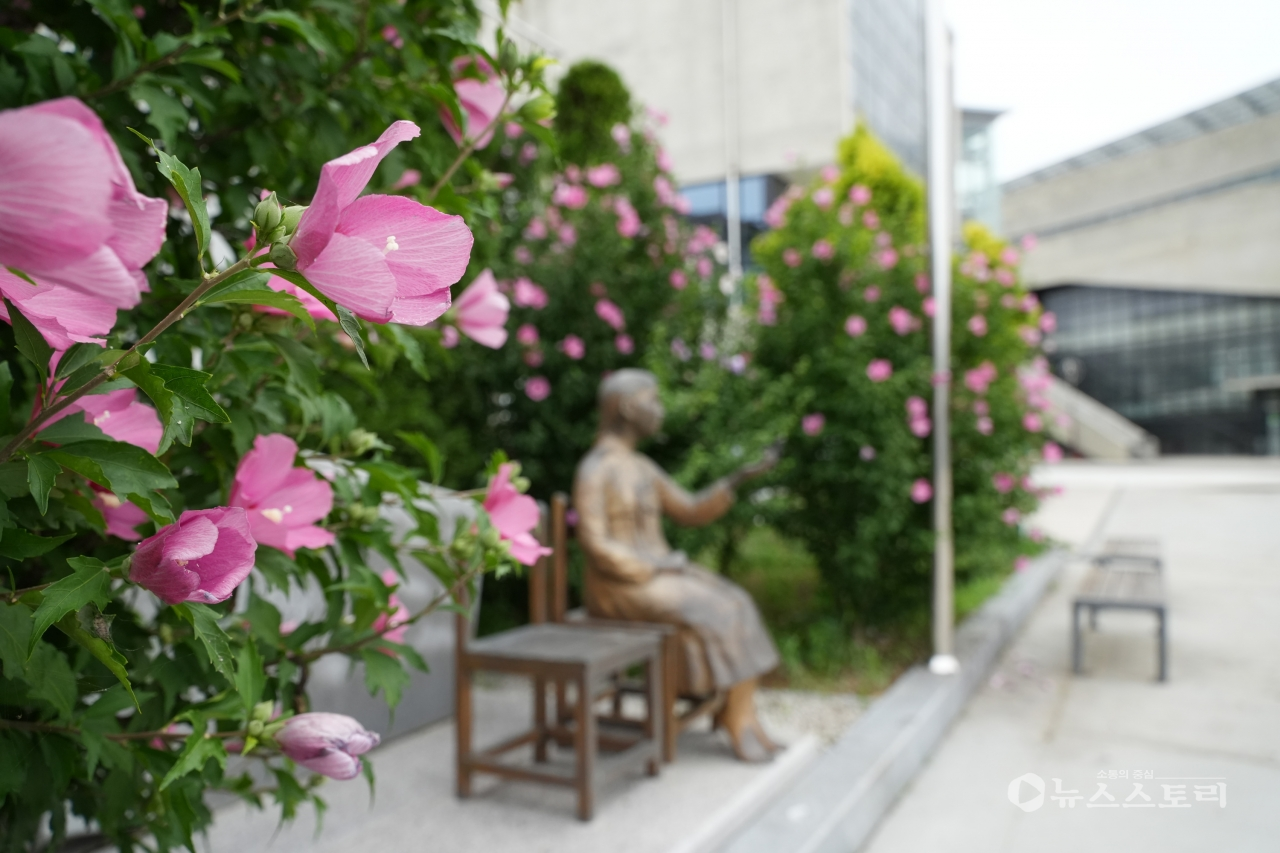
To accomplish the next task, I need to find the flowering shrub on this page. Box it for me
[0,3,553,849]
[741,127,1052,626]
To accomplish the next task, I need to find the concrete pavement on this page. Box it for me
[860,458,1280,852]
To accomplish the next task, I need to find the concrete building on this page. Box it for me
[1003,78,1280,455]
[509,0,930,263]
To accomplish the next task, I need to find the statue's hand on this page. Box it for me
[655,550,689,573]
[726,441,783,489]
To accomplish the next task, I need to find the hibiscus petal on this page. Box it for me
[335,195,473,326]
[264,472,334,526]
[291,122,421,269]
[0,108,113,274]
[0,270,118,349]
[283,525,337,554]
[303,232,397,323]
[162,515,219,563]
[231,434,301,508]
[39,246,145,310]
[188,508,256,603]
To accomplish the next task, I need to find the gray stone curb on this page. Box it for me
[714,549,1069,853]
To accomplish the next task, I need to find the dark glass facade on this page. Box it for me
[679,174,787,266]
[1040,285,1280,455]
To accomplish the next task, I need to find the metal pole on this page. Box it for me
[721,0,743,285]
[925,0,958,677]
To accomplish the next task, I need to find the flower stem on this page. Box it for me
[425,90,515,203]
[0,254,257,464]
[0,718,246,742]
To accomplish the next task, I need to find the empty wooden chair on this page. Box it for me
[454,511,664,821]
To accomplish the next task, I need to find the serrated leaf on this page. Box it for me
[0,602,33,679]
[266,334,321,393]
[26,454,60,515]
[54,343,100,380]
[335,306,370,369]
[361,647,410,709]
[28,559,113,655]
[25,640,77,719]
[3,296,52,380]
[0,529,73,560]
[178,603,236,681]
[45,440,177,494]
[149,365,229,424]
[36,413,109,445]
[54,610,138,709]
[128,128,209,263]
[159,731,226,791]
[127,489,174,525]
[385,325,429,380]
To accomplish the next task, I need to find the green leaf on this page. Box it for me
[361,647,410,709]
[127,489,174,525]
[266,334,321,393]
[28,559,113,655]
[36,413,109,445]
[0,361,12,428]
[0,463,27,499]
[252,546,295,592]
[25,641,76,719]
[251,10,334,54]
[233,641,264,713]
[336,306,370,369]
[0,731,29,805]
[385,325,429,380]
[26,454,60,515]
[55,612,139,710]
[123,361,226,453]
[149,365,230,424]
[128,128,209,263]
[3,296,52,380]
[177,603,236,682]
[45,440,177,495]
[159,731,227,791]
[245,595,282,647]
[54,343,101,380]
[178,46,241,83]
[397,431,443,484]
[0,529,73,560]
[4,266,37,287]
[202,288,316,330]
[0,602,33,679]
[128,83,190,163]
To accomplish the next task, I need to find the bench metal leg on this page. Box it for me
[1071,602,1084,674]
[1157,608,1168,682]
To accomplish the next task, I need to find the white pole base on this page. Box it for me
[929,654,960,676]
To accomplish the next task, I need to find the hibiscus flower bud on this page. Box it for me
[273,712,380,780]
[252,192,284,238]
[280,205,306,235]
[129,508,256,605]
[268,241,298,271]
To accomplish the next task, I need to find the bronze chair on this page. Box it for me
[454,511,664,821]
[545,492,722,763]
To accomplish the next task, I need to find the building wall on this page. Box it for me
[1004,110,1280,296]
[515,0,854,184]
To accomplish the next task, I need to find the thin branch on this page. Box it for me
[87,5,254,100]
[0,254,257,464]
[426,89,515,202]
[3,582,52,604]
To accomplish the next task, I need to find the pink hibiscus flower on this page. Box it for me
[483,463,553,566]
[229,434,335,557]
[440,56,506,149]
[287,121,474,326]
[452,269,509,348]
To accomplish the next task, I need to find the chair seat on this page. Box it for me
[467,623,660,672]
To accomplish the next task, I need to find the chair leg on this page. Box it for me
[663,634,678,763]
[534,676,548,762]
[1089,606,1098,630]
[575,671,595,821]
[645,654,661,777]
[456,661,473,798]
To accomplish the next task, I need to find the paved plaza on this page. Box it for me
[862,458,1280,852]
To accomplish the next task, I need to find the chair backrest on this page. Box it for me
[528,492,572,624]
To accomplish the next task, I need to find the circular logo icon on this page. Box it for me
[1007,773,1045,812]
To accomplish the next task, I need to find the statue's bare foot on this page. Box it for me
[752,720,783,754]
[727,721,773,763]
